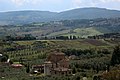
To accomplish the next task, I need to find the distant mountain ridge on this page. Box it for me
[0,7,120,25]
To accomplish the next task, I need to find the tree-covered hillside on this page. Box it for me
[0,7,120,25]
[0,18,120,39]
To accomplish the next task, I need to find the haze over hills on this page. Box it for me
[0,7,120,25]
[0,11,57,25]
[0,7,120,38]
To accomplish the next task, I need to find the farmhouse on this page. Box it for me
[44,52,72,76]
[32,52,72,76]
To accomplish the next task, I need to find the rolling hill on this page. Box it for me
[0,18,120,39]
[0,7,120,25]
[57,7,120,20]
[0,11,57,25]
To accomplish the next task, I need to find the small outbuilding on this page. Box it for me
[11,64,23,68]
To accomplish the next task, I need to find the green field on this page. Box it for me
[59,27,103,38]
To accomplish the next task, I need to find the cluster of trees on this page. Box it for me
[92,45,120,80]
[5,45,26,52]
[5,34,36,41]
[61,48,111,75]
[0,40,27,52]
[88,33,120,39]
[32,41,48,49]
[55,36,78,40]
[43,35,80,40]
[62,48,110,56]
[70,57,110,72]
[65,45,120,74]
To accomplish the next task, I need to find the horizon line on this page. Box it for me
[0,7,120,13]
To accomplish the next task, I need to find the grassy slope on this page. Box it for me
[46,30,71,37]
[95,27,112,33]
[60,27,103,38]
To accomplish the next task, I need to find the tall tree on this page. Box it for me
[73,36,77,40]
[111,45,120,66]
[69,35,72,40]
[26,63,30,73]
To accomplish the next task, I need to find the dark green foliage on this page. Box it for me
[76,76,80,80]
[62,48,109,57]
[73,36,77,40]
[32,41,48,49]
[19,57,24,64]
[56,36,69,40]
[0,54,9,62]
[96,65,99,73]
[111,45,120,66]
[5,34,36,41]
[70,35,72,40]
[26,63,30,73]
[93,76,100,80]
[9,60,13,64]
[107,65,110,72]
[88,33,120,39]
[72,67,77,74]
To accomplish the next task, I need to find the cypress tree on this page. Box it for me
[111,45,120,66]
[26,63,30,73]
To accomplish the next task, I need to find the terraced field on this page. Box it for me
[15,39,115,50]
[83,39,108,46]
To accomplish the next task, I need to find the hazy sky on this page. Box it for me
[0,0,120,12]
